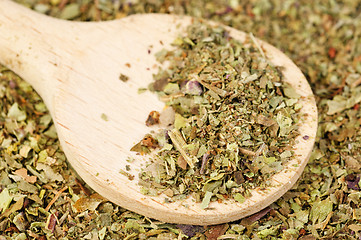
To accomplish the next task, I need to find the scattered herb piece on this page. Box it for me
[145,110,160,126]
[100,113,108,121]
[119,73,129,82]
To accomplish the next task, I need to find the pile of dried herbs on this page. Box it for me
[132,20,300,207]
[1,0,361,239]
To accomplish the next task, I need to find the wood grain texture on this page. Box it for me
[0,0,317,225]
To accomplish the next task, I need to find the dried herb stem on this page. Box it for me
[239,148,256,156]
[199,153,210,174]
[249,32,265,59]
[168,128,196,168]
[45,186,68,211]
[193,75,228,97]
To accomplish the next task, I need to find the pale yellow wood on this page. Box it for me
[0,0,318,225]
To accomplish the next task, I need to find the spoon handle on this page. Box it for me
[0,0,68,109]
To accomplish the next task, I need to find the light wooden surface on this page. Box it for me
[0,0,318,225]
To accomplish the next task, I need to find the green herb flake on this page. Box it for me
[7,102,26,121]
[234,193,245,203]
[310,197,333,224]
[101,113,108,121]
[200,191,213,209]
[0,188,12,213]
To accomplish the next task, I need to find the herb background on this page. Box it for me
[0,0,361,239]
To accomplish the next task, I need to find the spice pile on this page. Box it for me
[1,0,361,239]
[132,20,300,207]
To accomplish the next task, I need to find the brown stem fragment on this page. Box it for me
[200,153,210,174]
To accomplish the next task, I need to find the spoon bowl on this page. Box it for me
[0,0,317,225]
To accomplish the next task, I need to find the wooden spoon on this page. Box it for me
[0,0,317,225]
